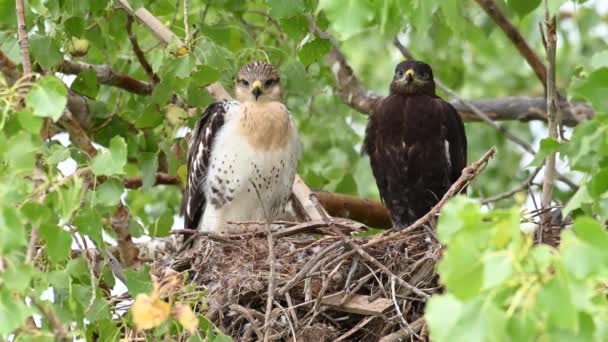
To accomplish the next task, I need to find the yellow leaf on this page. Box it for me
[172,303,199,334]
[131,293,171,330]
[175,46,189,56]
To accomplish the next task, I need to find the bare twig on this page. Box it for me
[378,317,425,342]
[123,173,181,188]
[475,0,547,87]
[481,166,541,204]
[125,15,159,83]
[15,0,32,75]
[229,304,264,341]
[59,60,153,95]
[33,299,70,341]
[541,4,558,231]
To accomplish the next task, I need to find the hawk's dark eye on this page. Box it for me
[240,79,250,87]
[264,79,275,87]
[421,72,430,80]
[395,70,404,78]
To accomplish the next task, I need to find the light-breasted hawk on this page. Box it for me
[363,60,467,228]
[181,62,301,232]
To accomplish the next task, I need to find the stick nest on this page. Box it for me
[152,221,441,341]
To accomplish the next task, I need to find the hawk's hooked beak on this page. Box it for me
[404,69,415,84]
[251,80,263,100]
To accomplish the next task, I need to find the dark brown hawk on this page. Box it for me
[363,60,467,228]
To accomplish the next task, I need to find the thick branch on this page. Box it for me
[314,190,390,228]
[325,40,591,126]
[452,96,592,127]
[326,46,382,114]
[475,0,547,87]
[541,9,558,230]
[15,0,32,75]
[123,173,182,188]
[59,60,153,95]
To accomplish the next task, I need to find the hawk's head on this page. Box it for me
[390,60,435,96]
[236,61,281,103]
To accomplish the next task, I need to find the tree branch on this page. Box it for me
[116,0,230,101]
[125,15,159,83]
[15,0,32,75]
[324,36,591,126]
[59,60,153,95]
[475,0,547,88]
[541,6,558,230]
[123,173,182,188]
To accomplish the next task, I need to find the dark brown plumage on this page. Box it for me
[363,60,467,228]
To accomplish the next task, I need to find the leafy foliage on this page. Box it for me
[428,198,608,341]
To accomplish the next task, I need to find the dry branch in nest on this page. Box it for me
[144,148,495,341]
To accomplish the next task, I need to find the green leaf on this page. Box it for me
[26,75,68,121]
[125,265,153,297]
[588,169,608,197]
[64,16,85,37]
[0,288,31,334]
[191,65,221,87]
[135,105,163,129]
[537,268,578,330]
[437,196,480,243]
[74,208,104,247]
[482,252,512,290]
[527,137,564,167]
[563,185,592,218]
[591,50,608,69]
[151,212,173,237]
[72,70,99,98]
[0,207,26,254]
[560,217,608,279]
[280,15,309,40]
[96,179,124,206]
[91,136,127,176]
[56,176,83,222]
[507,0,541,17]
[427,295,507,342]
[298,38,331,67]
[29,35,62,69]
[16,108,43,134]
[47,144,71,164]
[268,0,304,18]
[569,67,608,113]
[335,174,358,195]
[167,54,197,79]
[318,0,374,39]
[1,262,33,292]
[39,223,72,264]
[139,152,158,190]
[437,238,483,299]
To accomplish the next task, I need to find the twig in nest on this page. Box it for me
[378,317,426,342]
[277,240,345,296]
[391,276,420,339]
[229,304,264,341]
